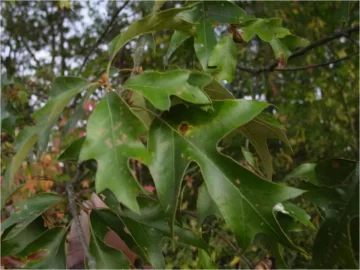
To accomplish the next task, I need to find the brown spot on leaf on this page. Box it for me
[179,122,190,136]
[236,179,240,184]
[115,139,122,146]
[26,249,49,261]
[97,128,107,136]
[122,134,128,141]
[105,138,113,148]
[1,256,25,268]
[332,160,340,168]
[113,122,122,130]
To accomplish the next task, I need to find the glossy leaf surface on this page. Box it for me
[58,137,86,161]
[240,113,291,180]
[89,211,130,269]
[149,101,304,250]
[166,31,191,61]
[285,163,317,184]
[197,183,222,226]
[1,217,46,257]
[80,92,151,213]
[275,202,315,230]
[1,193,64,239]
[208,36,237,83]
[124,70,212,111]
[108,6,196,67]
[14,227,67,269]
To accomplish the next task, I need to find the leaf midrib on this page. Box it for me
[162,117,280,240]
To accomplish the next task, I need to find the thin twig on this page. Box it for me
[77,0,130,75]
[237,25,359,75]
[274,51,359,72]
[19,36,40,66]
[66,162,96,270]
[345,34,360,49]
[183,211,254,269]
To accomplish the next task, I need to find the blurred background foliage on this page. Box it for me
[1,1,359,268]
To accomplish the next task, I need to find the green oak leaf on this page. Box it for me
[269,37,292,64]
[299,159,359,269]
[241,18,290,42]
[269,35,310,64]
[14,227,67,269]
[123,70,212,111]
[198,249,217,269]
[80,92,151,213]
[121,217,165,269]
[180,1,250,24]
[285,163,318,184]
[2,128,38,207]
[1,193,64,240]
[58,137,86,161]
[35,77,90,155]
[1,217,46,257]
[201,0,250,23]
[197,183,222,226]
[240,113,291,180]
[108,5,196,70]
[149,101,304,251]
[279,35,310,51]
[194,17,217,71]
[274,202,315,230]
[180,1,248,71]
[123,197,209,252]
[1,77,91,206]
[62,84,98,138]
[240,18,309,63]
[96,195,209,269]
[166,31,191,61]
[89,211,130,269]
[90,208,150,267]
[202,77,234,99]
[208,36,237,83]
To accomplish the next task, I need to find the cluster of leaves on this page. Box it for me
[1,1,358,269]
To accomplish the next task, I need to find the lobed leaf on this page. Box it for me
[14,227,67,269]
[149,101,304,251]
[208,36,237,83]
[1,217,46,257]
[89,211,130,269]
[166,31,191,61]
[58,137,86,162]
[240,113,291,180]
[1,193,64,240]
[108,5,196,69]
[79,92,151,213]
[123,70,212,111]
[194,18,217,71]
[285,163,318,184]
[197,183,222,226]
